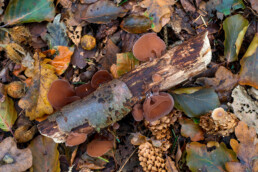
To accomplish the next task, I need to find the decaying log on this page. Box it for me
[38,32,212,143]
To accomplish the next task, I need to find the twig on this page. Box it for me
[117,147,138,172]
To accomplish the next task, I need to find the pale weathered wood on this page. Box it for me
[38,32,211,143]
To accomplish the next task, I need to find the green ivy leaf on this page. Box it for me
[223,14,249,62]
[3,0,55,25]
[0,96,17,132]
[216,0,245,16]
[171,87,220,118]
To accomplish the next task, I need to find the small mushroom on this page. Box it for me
[211,107,226,120]
[86,139,113,157]
[132,33,166,62]
[47,80,80,110]
[143,92,174,122]
[65,132,87,147]
[75,83,96,98]
[91,70,113,88]
[132,103,144,121]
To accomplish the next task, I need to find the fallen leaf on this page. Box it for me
[249,0,258,12]
[120,15,152,34]
[28,22,48,49]
[166,156,178,172]
[18,53,58,120]
[140,0,175,32]
[196,66,239,102]
[186,142,238,172]
[239,33,258,89]
[229,85,258,133]
[29,135,60,172]
[180,0,196,13]
[0,137,32,171]
[171,87,220,118]
[71,45,96,69]
[179,117,204,142]
[223,14,249,62]
[115,52,140,77]
[44,14,69,49]
[51,46,73,75]
[66,24,82,46]
[225,121,258,172]
[82,0,127,24]
[0,96,17,132]
[3,0,55,25]
[216,0,245,16]
[77,152,106,170]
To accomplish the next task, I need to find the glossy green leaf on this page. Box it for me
[186,142,238,172]
[223,14,249,62]
[3,0,55,25]
[239,33,258,89]
[29,135,60,172]
[171,87,220,118]
[216,0,245,15]
[0,96,17,132]
[44,14,69,49]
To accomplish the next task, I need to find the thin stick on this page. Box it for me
[117,147,138,172]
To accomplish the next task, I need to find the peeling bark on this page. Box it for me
[38,32,212,143]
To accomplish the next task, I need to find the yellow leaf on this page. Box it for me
[18,53,58,120]
[116,52,140,77]
[140,0,175,32]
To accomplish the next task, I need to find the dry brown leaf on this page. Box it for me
[66,24,82,46]
[225,121,258,172]
[179,117,204,141]
[166,156,178,172]
[196,66,239,102]
[140,0,175,32]
[249,0,258,12]
[18,53,58,120]
[0,137,32,172]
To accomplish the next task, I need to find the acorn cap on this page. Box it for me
[65,132,87,147]
[75,83,96,98]
[132,33,166,62]
[86,139,113,157]
[211,107,226,120]
[143,92,174,122]
[47,80,80,110]
[132,103,144,121]
[91,70,113,88]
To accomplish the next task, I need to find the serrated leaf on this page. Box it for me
[223,14,249,62]
[239,33,258,89]
[3,0,55,25]
[29,135,60,172]
[216,0,245,16]
[0,96,17,131]
[44,14,69,49]
[186,142,238,172]
[18,53,58,120]
[171,87,220,118]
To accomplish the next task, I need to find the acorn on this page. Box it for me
[81,35,96,50]
[6,81,25,98]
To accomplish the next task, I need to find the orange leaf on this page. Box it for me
[50,46,73,75]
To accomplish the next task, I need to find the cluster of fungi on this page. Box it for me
[46,33,177,169]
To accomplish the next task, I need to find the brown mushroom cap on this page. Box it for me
[132,103,144,121]
[143,92,174,122]
[211,107,226,120]
[86,139,113,157]
[47,80,80,110]
[91,70,113,88]
[132,33,166,62]
[65,132,87,147]
[75,83,96,98]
